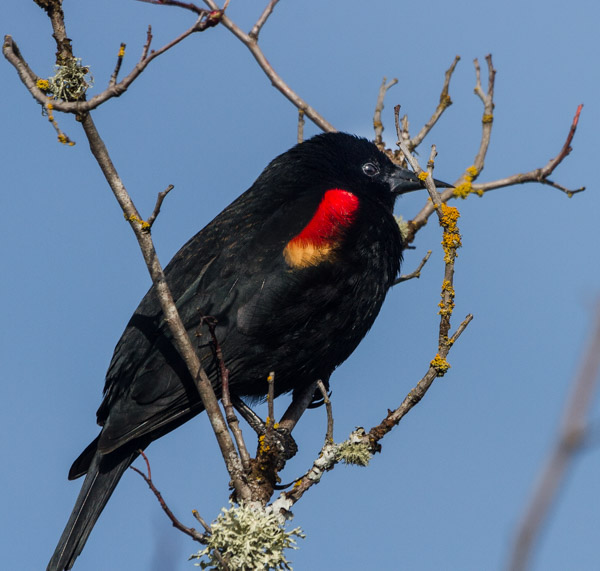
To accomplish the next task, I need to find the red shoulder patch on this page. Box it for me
[284,189,359,268]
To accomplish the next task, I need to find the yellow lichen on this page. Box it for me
[418,171,429,181]
[258,434,270,454]
[430,354,451,376]
[439,204,462,263]
[440,203,460,229]
[126,214,150,230]
[36,79,51,92]
[482,114,494,123]
[453,180,472,199]
[118,45,125,58]
[466,165,478,177]
[438,280,456,316]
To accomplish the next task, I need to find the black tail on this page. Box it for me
[47,446,139,571]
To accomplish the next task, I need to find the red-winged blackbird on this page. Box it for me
[48,132,448,570]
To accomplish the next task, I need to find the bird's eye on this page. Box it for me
[362,162,379,177]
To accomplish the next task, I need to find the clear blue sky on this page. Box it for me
[2,1,599,570]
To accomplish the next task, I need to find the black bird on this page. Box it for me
[48,133,448,570]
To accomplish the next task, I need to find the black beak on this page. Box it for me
[386,167,453,195]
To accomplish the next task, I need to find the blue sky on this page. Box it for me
[2,1,599,570]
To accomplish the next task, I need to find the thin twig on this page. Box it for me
[409,55,460,150]
[471,54,495,172]
[249,0,280,40]
[509,304,600,571]
[137,0,207,16]
[369,313,473,443]
[205,317,251,472]
[373,77,398,150]
[146,184,174,228]
[283,311,473,506]
[267,371,275,429]
[316,380,333,443]
[190,514,230,570]
[393,250,432,285]
[80,110,250,501]
[201,0,335,132]
[130,451,207,543]
[192,510,212,533]
[108,43,126,88]
[297,109,305,144]
[469,104,585,197]
[406,61,583,244]
[3,8,222,115]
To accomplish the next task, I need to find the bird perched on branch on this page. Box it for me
[48,132,449,570]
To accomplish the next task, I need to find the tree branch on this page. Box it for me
[3,9,223,115]
[201,0,336,132]
[130,451,207,543]
[409,55,460,150]
[373,76,398,150]
[80,112,251,501]
[406,59,583,245]
[508,303,600,571]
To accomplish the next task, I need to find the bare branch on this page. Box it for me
[267,372,275,428]
[146,184,174,229]
[137,0,207,16]
[406,64,583,244]
[3,9,222,116]
[393,250,432,285]
[471,54,496,172]
[470,104,585,197]
[33,0,72,63]
[202,0,336,132]
[80,112,250,501]
[317,380,334,443]
[249,0,280,40]
[409,55,460,150]
[297,109,305,143]
[205,317,252,472]
[368,314,473,444]
[509,304,600,571]
[131,451,207,543]
[108,43,126,88]
[373,77,398,150]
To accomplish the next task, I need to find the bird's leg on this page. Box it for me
[231,395,266,434]
[231,395,298,462]
[306,379,331,409]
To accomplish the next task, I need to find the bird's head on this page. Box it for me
[268,132,450,212]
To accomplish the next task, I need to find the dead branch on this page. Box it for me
[81,112,251,500]
[3,7,223,115]
[393,250,432,285]
[406,59,583,244]
[508,304,600,571]
[373,77,398,150]
[130,451,207,543]
[409,55,460,150]
[317,380,334,443]
[146,184,174,229]
[205,317,252,472]
[200,0,335,132]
